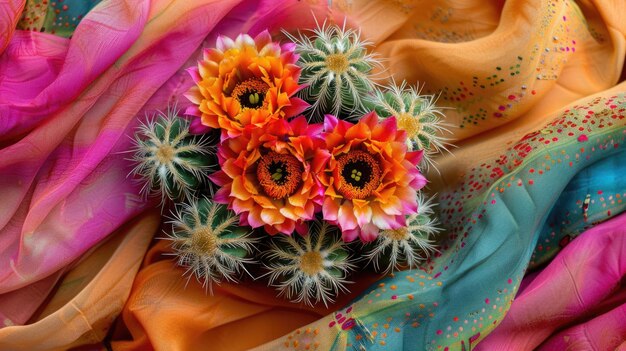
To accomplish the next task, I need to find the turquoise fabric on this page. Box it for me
[531,154,626,268]
[286,92,626,351]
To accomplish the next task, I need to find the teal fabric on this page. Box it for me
[531,154,626,268]
[329,93,626,350]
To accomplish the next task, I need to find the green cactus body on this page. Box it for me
[264,221,355,306]
[131,109,213,202]
[365,194,440,273]
[168,197,257,291]
[285,23,381,121]
[368,82,452,170]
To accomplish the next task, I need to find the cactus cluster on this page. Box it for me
[263,221,355,306]
[166,197,258,291]
[364,194,440,273]
[368,81,452,169]
[128,21,450,306]
[284,20,382,121]
[130,108,213,202]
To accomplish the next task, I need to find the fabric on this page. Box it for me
[477,213,626,350]
[0,0,625,351]
[0,0,25,54]
[110,239,381,351]
[0,212,159,351]
[251,85,626,351]
[16,0,102,37]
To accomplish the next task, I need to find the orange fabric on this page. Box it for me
[2,1,625,350]
[109,1,626,350]
[355,0,626,191]
[110,239,380,351]
[0,212,159,351]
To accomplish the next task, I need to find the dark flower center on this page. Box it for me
[336,150,381,200]
[257,152,303,199]
[232,78,269,109]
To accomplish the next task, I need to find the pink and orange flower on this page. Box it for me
[315,113,427,242]
[210,117,325,235]
[185,31,308,137]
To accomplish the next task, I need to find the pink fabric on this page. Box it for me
[0,0,241,322]
[0,0,352,327]
[477,213,626,350]
[0,0,24,55]
[538,302,626,350]
[0,0,149,140]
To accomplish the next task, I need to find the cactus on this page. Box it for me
[284,21,381,121]
[368,81,452,170]
[130,107,213,202]
[166,196,257,292]
[263,221,355,306]
[365,194,440,274]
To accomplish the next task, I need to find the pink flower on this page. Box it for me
[314,113,426,242]
[210,117,325,235]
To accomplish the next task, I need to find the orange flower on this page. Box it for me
[315,113,427,242]
[210,117,325,235]
[185,31,307,138]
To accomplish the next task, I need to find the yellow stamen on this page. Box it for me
[381,227,411,241]
[397,113,422,138]
[300,251,324,276]
[257,152,303,199]
[156,145,175,164]
[190,226,218,255]
[336,150,382,200]
[232,78,269,109]
[326,53,349,73]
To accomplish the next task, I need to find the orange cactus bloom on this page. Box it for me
[314,113,427,242]
[184,31,307,137]
[210,117,325,235]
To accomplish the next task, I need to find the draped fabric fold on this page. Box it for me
[478,213,626,350]
[251,84,626,351]
[0,0,25,55]
[0,0,625,350]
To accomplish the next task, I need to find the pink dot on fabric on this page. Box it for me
[508,95,516,100]
[329,321,336,327]
[578,134,588,142]
[507,278,513,284]
[391,295,398,300]
[485,298,490,304]
[436,330,443,335]
[342,318,356,330]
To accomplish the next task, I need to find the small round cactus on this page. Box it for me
[284,21,382,121]
[365,194,440,274]
[130,107,213,202]
[368,81,452,169]
[263,221,355,306]
[166,196,258,292]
